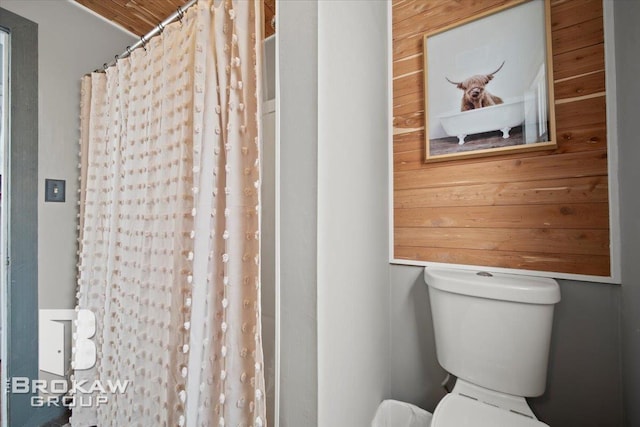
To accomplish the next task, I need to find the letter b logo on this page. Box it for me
[74,309,97,370]
[39,309,96,376]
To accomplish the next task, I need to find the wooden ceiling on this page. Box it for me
[76,0,276,38]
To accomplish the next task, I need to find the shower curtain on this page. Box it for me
[73,1,266,426]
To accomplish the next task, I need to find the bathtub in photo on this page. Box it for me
[438,97,525,145]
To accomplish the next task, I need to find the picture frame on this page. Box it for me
[423,0,557,162]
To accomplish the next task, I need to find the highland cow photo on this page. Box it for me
[423,0,557,162]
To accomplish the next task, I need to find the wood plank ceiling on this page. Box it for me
[76,0,276,38]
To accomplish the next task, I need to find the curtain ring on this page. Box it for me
[114,54,120,62]
[158,22,165,34]
[103,63,108,71]
[140,36,147,52]
[177,7,184,24]
[125,46,133,57]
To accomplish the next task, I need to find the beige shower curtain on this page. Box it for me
[73,1,265,426]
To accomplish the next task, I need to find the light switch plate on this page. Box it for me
[45,179,65,202]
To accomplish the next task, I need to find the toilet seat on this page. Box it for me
[431,394,549,427]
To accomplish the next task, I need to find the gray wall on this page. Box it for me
[278,1,319,425]
[389,266,624,426]
[261,33,276,427]
[0,2,133,425]
[0,8,46,426]
[261,106,276,427]
[1,0,135,312]
[530,280,622,425]
[615,0,640,426]
[389,266,448,411]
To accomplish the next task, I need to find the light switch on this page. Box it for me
[45,179,65,202]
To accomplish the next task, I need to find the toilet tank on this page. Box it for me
[424,268,560,397]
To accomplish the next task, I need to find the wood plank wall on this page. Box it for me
[392,0,610,277]
[76,0,276,38]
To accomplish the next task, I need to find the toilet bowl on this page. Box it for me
[430,379,549,427]
[372,379,549,427]
[373,268,560,427]
[371,400,432,427]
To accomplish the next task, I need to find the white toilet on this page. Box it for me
[424,267,561,426]
[373,267,561,427]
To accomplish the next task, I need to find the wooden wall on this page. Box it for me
[392,0,611,277]
[75,0,276,38]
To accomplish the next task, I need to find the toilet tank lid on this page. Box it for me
[424,268,560,304]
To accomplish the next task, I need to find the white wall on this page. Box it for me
[1,0,136,310]
[317,1,390,426]
[278,1,390,425]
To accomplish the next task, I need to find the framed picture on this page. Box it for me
[423,0,556,162]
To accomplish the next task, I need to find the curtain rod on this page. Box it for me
[94,0,198,73]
